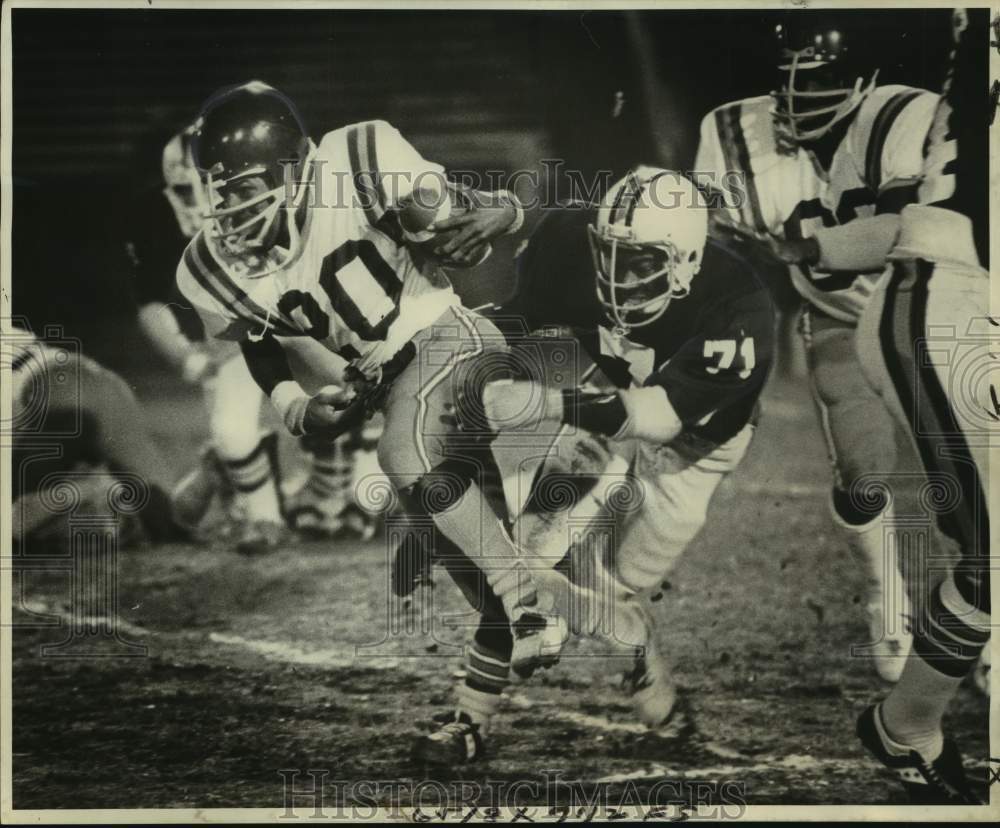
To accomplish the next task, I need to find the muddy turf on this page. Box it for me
[9,376,990,810]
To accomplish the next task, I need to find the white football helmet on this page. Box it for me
[588,167,708,331]
[162,127,209,239]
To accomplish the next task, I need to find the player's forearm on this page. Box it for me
[137,302,197,368]
[557,385,682,445]
[812,214,902,273]
[240,336,311,435]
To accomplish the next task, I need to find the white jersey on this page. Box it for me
[177,120,459,371]
[695,86,939,322]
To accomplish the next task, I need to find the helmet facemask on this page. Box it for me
[202,147,312,279]
[588,224,695,331]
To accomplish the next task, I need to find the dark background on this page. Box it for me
[11,7,956,378]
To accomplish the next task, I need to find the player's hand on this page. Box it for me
[710,215,819,266]
[431,202,515,265]
[181,350,217,385]
[302,385,356,436]
[482,379,563,433]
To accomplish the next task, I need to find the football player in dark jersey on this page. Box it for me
[414,168,776,765]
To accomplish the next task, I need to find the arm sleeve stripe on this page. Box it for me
[716,105,766,233]
[864,90,923,192]
[184,234,299,337]
[347,123,386,227]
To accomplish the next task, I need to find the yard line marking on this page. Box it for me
[734,481,827,497]
[597,753,859,783]
[209,632,401,670]
[549,710,649,735]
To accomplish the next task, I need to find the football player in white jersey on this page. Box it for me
[854,9,990,804]
[175,81,565,673]
[134,127,378,552]
[695,12,940,682]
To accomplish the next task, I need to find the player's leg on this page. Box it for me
[279,337,381,539]
[377,305,564,678]
[527,426,753,727]
[801,307,910,682]
[413,535,512,765]
[855,262,989,804]
[31,353,187,542]
[609,427,754,725]
[286,423,382,540]
[207,352,286,553]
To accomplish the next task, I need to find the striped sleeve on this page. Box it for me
[701,104,767,234]
[346,120,446,228]
[863,90,939,194]
[176,234,299,340]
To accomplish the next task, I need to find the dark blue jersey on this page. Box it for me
[507,206,775,444]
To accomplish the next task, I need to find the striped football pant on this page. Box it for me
[856,256,991,677]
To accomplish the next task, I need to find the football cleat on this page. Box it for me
[867,601,913,684]
[171,444,230,531]
[509,611,568,679]
[856,704,983,804]
[234,520,288,556]
[412,711,484,767]
[623,636,677,729]
[338,502,380,542]
[283,482,346,539]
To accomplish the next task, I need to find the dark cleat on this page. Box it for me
[413,711,484,767]
[857,704,983,804]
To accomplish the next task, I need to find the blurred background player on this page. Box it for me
[414,169,775,765]
[695,12,940,682]
[854,8,990,804]
[7,320,189,546]
[127,126,376,552]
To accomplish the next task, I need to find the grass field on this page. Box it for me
[9,373,990,811]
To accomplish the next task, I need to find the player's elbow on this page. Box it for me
[619,386,683,444]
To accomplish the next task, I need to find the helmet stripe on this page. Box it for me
[607,173,630,226]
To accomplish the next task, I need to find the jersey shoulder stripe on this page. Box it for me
[862,87,927,191]
[713,100,768,233]
[346,121,387,228]
[182,232,299,336]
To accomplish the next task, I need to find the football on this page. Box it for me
[398,186,491,268]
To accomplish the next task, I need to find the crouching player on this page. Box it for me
[415,169,775,764]
[854,9,991,804]
[8,321,190,546]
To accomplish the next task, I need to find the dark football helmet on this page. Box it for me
[772,14,879,143]
[191,81,313,278]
